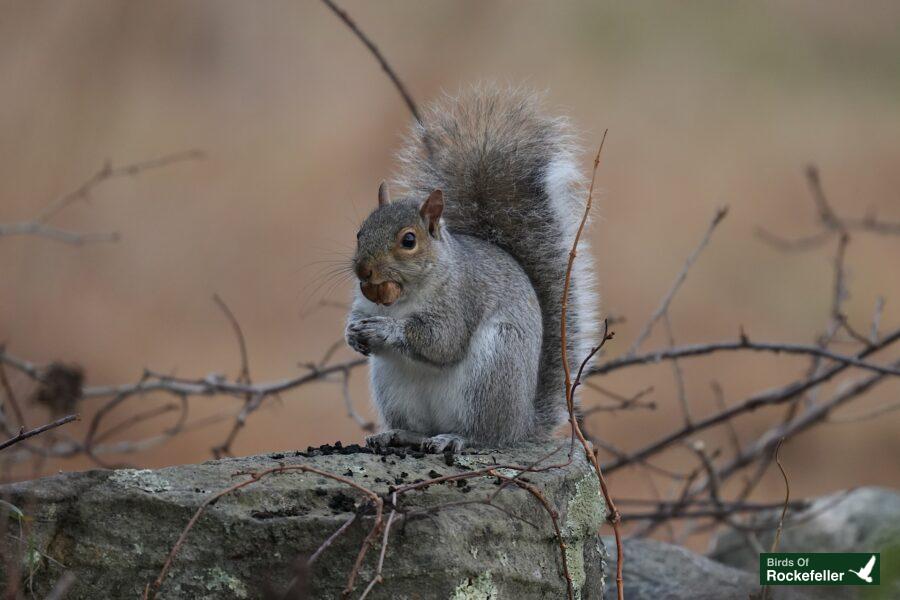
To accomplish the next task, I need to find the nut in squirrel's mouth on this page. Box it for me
[360,281,403,306]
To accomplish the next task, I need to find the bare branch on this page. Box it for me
[307,513,357,566]
[710,381,744,469]
[582,383,655,414]
[662,313,691,426]
[0,150,202,245]
[0,415,78,452]
[211,294,256,458]
[0,345,367,466]
[761,438,790,600]
[713,359,900,484]
[757,165,900,251]
[0,358,27,429]
[340,368,375,433]
[870,296,885,343]
[558,132,625,600]
[602,327,900,473]
[145,463,384,600]
[590,333,900,378]
[358,491,398,600]
[0,222,119,245]
[769,438,790,553]
[319,0,422,125]
[212,294,251,385]
[490,470,575,600]
[0,350,366,402]
[626,206,728,356]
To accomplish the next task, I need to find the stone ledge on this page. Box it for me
[0,441,606,599]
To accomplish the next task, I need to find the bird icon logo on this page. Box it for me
[848,554,877,583]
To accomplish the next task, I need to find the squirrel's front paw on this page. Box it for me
[345,322,371,356]
[345,316,402,356]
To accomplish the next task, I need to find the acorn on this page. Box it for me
[361,281,402,306]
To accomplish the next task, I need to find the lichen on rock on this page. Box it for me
[0,441,607,599]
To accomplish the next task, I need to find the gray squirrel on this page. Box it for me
[345,86,596,452]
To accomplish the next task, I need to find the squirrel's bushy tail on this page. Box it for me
[395,85,597,433]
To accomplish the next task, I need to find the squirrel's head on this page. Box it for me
[352,184,444,306]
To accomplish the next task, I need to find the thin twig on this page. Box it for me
[145,464,383,600]
[713,360,900,484]
[662,313,691,426]
[870,297,885,343]
[211,294,256,458]
[319,0,422,125]
[340,368,375,433]
[761,438,790,600]
[590,335,900,378]
[710,381,742,459]
[0,415,78,452]
[358,491,398,600]
[307,513,358,566]
[489,470,574,600]
[558,132,624,600]
[756,165,900,251]
[583,383,655,413]
[602,327,900,473]
[212,294,251,385]
[0,359,27,429]
[769,438,790,553]
[0,150,202,245]
[627,206,728,356]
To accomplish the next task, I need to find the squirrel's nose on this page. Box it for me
[356,264,373,281]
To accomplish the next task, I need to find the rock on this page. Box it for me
[0,442,606,599]
[707,487,900,599]
[709,487,900,569]
[601,537,814,600]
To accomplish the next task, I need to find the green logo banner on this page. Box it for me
[761,553,880,586]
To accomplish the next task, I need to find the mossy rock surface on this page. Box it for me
[0,441,607,599]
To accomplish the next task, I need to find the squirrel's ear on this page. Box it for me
[377,181,391,207]
[419,189,444,237]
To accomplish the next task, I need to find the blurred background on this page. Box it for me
[1,0,899,550]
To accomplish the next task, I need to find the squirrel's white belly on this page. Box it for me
[369,323,496,434]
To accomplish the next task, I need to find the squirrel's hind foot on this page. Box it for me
[365,429,427,450]
[421,434,467,454]
[365,430,468,454]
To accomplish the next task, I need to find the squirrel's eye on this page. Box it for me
[401,231,416,249]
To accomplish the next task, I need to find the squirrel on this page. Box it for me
[345,85,596,452]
